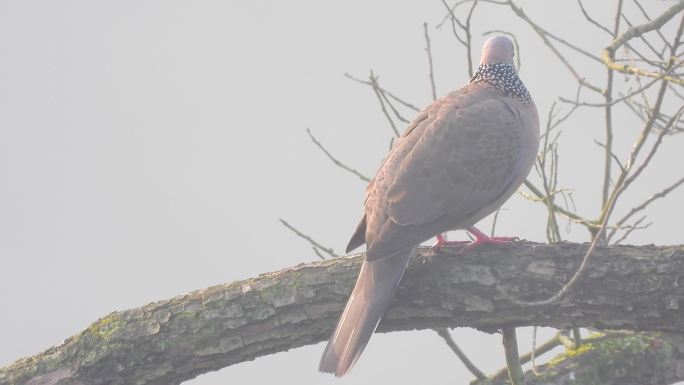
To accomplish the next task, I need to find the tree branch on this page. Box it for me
[2,242,684,385]
[602,0,684,84]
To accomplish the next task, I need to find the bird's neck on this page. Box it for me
[470,63,533,103]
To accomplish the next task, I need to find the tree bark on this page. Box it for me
[2,242,683,385]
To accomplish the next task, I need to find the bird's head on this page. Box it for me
[480,36,515,67]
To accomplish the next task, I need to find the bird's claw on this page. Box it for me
[430,233,470,254]
[431,228,519,254]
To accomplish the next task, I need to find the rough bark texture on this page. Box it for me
[2,242,684,385]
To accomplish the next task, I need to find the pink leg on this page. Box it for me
[462,226,518,251]
[430,226,518,253]
[430,233,470,252]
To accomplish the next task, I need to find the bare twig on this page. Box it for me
[463,1,478,76]
[612,216,651,245]
[608,175,684,242]
[490,208,504,236]
[577,0,614,37]
[423,22,438,101]
[600,0,624,240]
[506,0,604,94]
[632,0,673,51]
[306,129,370,183]
[623,110,684,190]
[507,0,603,64]
[378,88,411,124]
[441,0,468,46]
[434,328,486,380]
[440,0,478,77]
[536,103,564,242]
[369,70,401,137]
[344,72,421,112]
[559,74,662,107]
[522,180,592,230]
[278,218,339,259]
[437,0,507,30]
[593,139,626,173]
[311,247,328,261]
[602,1,684,84]
[530,326,540,375]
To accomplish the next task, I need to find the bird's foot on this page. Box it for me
[430,233,470,253]
[461,226,518,253]
[430,227,518,254]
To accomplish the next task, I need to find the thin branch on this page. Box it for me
[612,216,651,245]
[490,208,504,236]
[436,0,507,30]
[311,247,328,261]
[602,1,684,85]
[423,22,438,101]
[537,102,564,242]
[278,218,339,259]
[621,13,666,62]
[441,0,468,46]
[530,326,540,375]
[306,129,370,182]
[434,328,486,380]
[378,87,411,124]
[344,72,421,112]
[600,0,623,238]
[608,175,684,242]
[522,180,592,229]
[440,0,478,77]
[502,327,524,385]
[632,0,673,51]
[623,110,684,190]
[506,0,605,94]
[593,139,626,173]
[576,0,615,37]
[558,74,662,107]
[369,70,401,137]
[464,1,478,76]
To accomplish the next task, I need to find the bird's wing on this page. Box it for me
[388,96,523,224]
[366,90,528,258]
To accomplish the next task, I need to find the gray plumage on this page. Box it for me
[319,36,540,376]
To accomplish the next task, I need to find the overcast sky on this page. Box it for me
[1,1,683,384]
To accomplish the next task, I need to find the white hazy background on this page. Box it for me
[1,1,683,384]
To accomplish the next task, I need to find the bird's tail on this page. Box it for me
[319,247,413,376]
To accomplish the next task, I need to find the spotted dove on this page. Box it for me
[319,36,540,376]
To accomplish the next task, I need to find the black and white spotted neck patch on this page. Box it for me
[470,63,533,103]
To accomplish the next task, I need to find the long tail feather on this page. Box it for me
[319,248,412,376]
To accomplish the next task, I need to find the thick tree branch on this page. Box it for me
[2,242,684,385]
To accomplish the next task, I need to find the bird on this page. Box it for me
[319,36,540,376]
